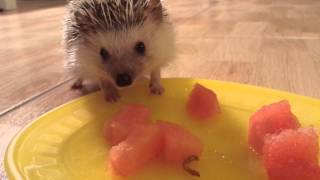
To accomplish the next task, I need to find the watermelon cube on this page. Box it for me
[263,128,320,180]
[186,83,220,121]
[109,124,163,176]
[104,104,151,146]
[157,121,203,162]
[248,100,300,154]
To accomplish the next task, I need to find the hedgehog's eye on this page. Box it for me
[100,48,109,62]
[135,42,145,55]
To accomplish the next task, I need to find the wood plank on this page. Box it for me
[0,1,69,113]
[0,0,16,10]
[0,82,100,126]
[166,36,320,98]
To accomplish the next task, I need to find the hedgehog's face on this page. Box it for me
[98,37,149,88]
[83,24,162,88]
[98,41,145,87]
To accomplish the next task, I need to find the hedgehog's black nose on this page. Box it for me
[116,73,132,87]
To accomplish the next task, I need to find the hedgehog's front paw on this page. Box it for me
[71,79,83,90]
[104,91,120,103]
[99,80,120,103]
[149,82,164,95]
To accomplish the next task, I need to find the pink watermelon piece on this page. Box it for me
[263,128,320,180]
[157,121,203,162]
[109,124,163,177]
[248,100,300,154]
[186,83,220,121]
[104,104,151,146]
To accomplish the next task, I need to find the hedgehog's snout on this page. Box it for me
[116,73,132,87]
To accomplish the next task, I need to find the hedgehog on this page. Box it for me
[63,0,175,102]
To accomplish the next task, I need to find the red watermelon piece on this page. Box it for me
[263,128,320,180]
[248,100,300,154]
[157,121,203,162]
[186,83,220,121]
[109,124,163,176]
[104,104,151,146]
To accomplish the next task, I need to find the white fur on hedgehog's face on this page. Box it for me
[76,20,175,88]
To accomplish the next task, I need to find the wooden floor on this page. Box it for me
[1,0,320,178]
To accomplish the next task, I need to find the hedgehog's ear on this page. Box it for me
[149,0,160,9]
[145,0,162,21]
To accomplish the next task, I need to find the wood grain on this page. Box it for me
[1,0,320,178]
[0,0,69,114]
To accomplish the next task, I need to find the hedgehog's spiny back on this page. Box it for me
[64,0,164,46]
[72,0,152,31]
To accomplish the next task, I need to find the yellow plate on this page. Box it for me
[4,78,320,180]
